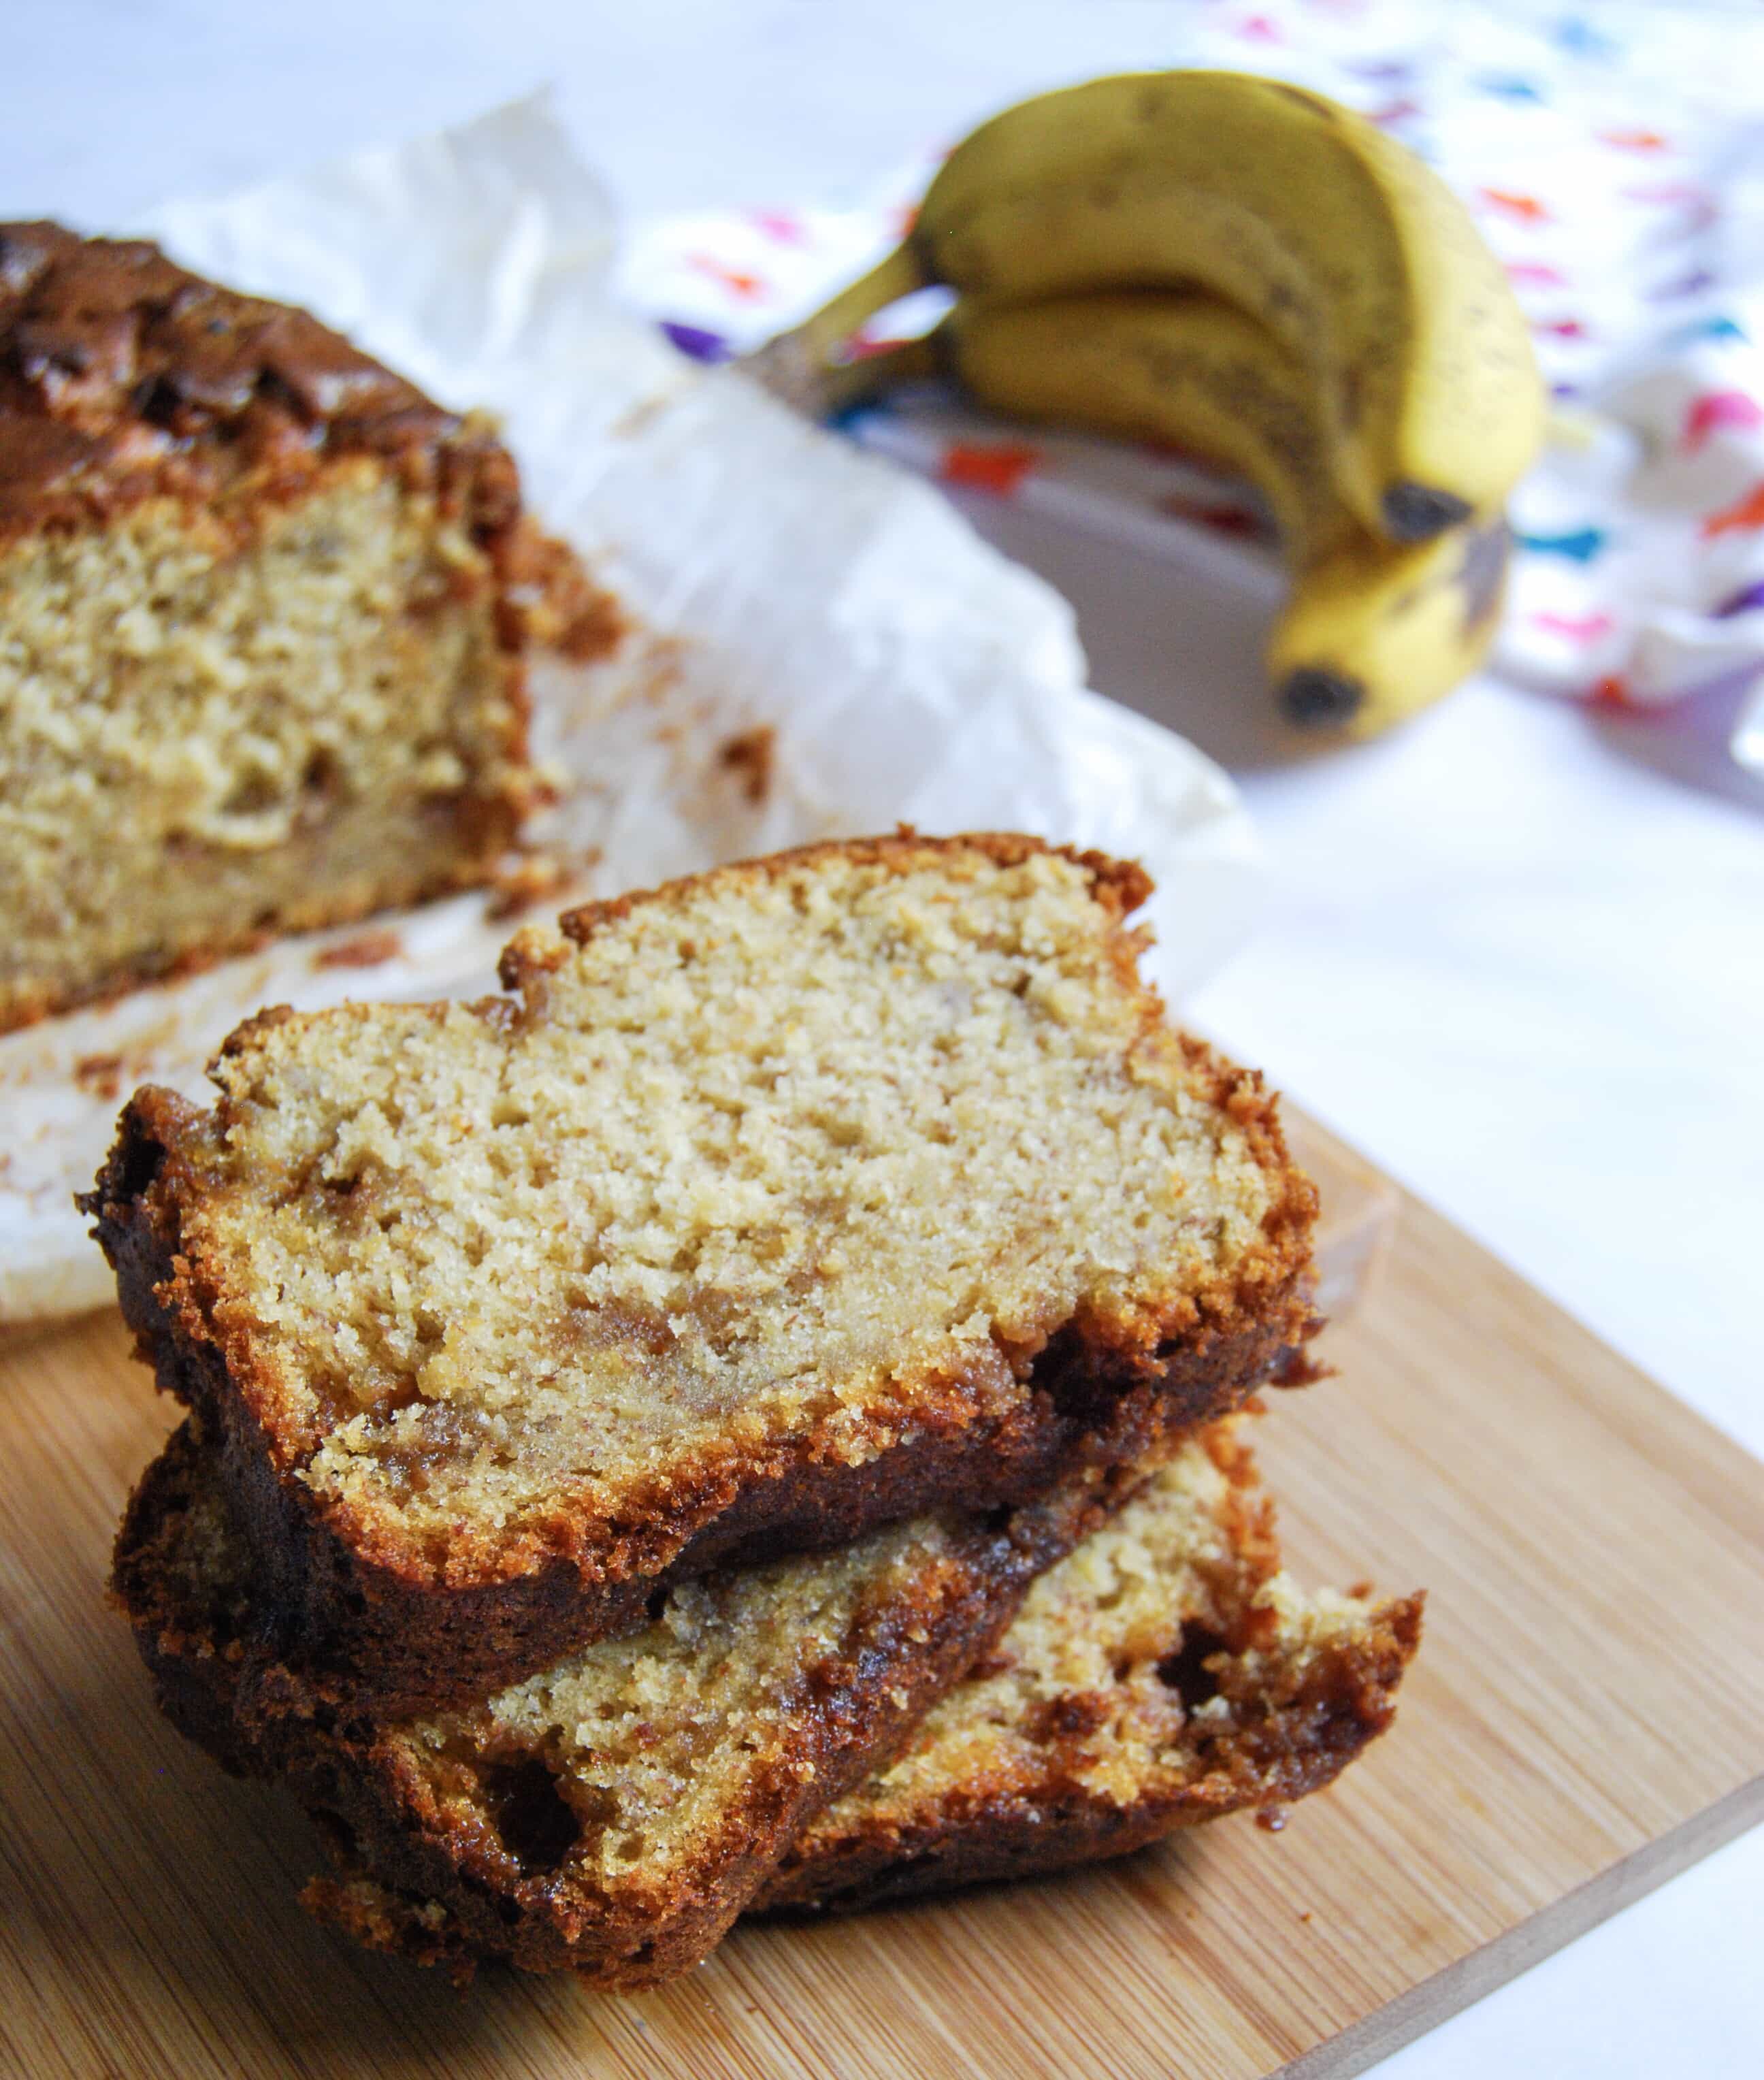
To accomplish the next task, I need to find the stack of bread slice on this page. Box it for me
[88,832,1421,1990]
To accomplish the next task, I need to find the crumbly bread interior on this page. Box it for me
[777,1425,1409,1875]
[1,461,521,1025]
[167,840,1294,1572]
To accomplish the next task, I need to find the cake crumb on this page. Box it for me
[488,853,578,921]
[314,930,404,971]
[718,726,776,805]
[74,1053,126,1101]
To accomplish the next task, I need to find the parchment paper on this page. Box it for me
[0,94,1260,1322]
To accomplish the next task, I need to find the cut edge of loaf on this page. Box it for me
[114,1416,1160,1989]
[0,499,625,1035]
[84,833,1320,1714]
[0,474,531,1035]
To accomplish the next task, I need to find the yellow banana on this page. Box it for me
[845,293,1509,738]
[763,70,1544,545]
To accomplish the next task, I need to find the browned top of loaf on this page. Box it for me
[86,832,1317,1610]
[0,220,512,541]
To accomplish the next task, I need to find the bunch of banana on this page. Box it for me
[751,69,1543,738]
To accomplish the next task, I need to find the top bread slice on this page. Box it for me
[84,832,1318,1713]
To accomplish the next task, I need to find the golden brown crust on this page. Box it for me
[115,1418,1148,1988]
[297,1546,1414,1964]
[299,1875,485,1988]
[752,1420,1420,1916]
[498,516,629,663]
[122,1414,1418,1985]
[536,828,1153,968]
[1,221,481,539]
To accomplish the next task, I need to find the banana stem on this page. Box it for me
[768,244,928,374]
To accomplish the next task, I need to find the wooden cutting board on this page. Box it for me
[3,1114,1761,2080]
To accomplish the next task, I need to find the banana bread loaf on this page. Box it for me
[0,221,612,1033]
[84,833,1319,1713]
[114,1416,1149,1989]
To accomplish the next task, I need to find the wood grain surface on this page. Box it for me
[3,1113,1761,2080]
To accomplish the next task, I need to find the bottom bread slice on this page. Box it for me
[755,1421,1422,1911]
[114,1418,1147,1989]
[217,1424,1419,1977]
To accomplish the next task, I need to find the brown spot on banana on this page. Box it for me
[1279,670,1365,730]
[1271,511,1512,736]
[1382,482,1473,542]
[1337,363,1364,434]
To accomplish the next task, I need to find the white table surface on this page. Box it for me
[5,3,1761,2072]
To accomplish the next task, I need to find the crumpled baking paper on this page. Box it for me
[621,0,1764,772]
[0,95,1260,1324]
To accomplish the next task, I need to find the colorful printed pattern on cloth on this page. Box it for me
[617,0,1764,771]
